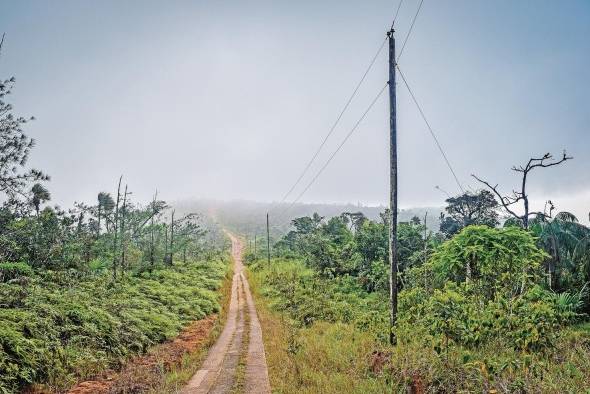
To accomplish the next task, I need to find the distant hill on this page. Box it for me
[174,198,442,238]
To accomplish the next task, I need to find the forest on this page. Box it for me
[244,185,590,392]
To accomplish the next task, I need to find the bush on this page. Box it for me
[0,259,228,393]
[0,262,33,283]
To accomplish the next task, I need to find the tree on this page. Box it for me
[341,212,367,232]
[439,190,499,237]
[473,152,572,229]
[97,192,115,235]
[429,226,548,298]
[529,212,590,293]
[0,38,48,197]
[30,183,50,216]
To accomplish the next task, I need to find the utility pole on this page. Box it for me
[169,210,175,265]
[149,191,157,270]
[266,213,271,266]
[254,234,257,260]
[387,28,398,345]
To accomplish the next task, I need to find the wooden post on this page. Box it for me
[112,176,122,281]
[150,191,157,270]
[164,223,168,263]
[169,210,175,265]
[266,213,271,267]
[387,28,398,345]
[120,184,128,272]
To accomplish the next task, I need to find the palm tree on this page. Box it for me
[531,212,590,292]
[30,183,50,216]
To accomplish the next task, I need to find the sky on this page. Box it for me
[1,0,589,222]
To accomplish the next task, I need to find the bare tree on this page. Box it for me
[472,152,572,229]
[120,184,130,271]
[112,176,122,280]
[149,191,157,270]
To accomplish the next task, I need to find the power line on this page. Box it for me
[270,38,388,213]
[275,83,389,224]
[396,64,465,193]
[390,0,405,29]
[397,0,424,62]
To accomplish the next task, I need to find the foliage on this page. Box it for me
[0,262,32,283]
[427,225,548,297]
[529,212,590,302]
[250,257,590,392]
[0,76,48,197]
[439,190,499,238]
[0,258,228,393]
[276,212,435,292]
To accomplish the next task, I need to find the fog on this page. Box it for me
[1,0,589,222]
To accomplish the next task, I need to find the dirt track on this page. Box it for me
[182,233,271,394]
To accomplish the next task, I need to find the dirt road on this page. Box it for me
[182,234,271,394]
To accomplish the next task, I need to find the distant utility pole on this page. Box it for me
[254,234,257,259]
[266,213,271,266]
[387,28,398,345]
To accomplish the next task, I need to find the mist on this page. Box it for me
[1,0,588,222]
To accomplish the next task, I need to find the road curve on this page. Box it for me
[182,233,271,394]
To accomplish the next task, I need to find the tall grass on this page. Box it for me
[249,259,590,393]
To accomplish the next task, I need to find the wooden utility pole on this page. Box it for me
[120,184,129,272]
[254,234,257,260]
[387,28,398,345]
[169,210,175,265]
[266,213,271,266]
[149,191,157,270]
[112,176,122,281]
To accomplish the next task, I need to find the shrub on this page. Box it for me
[0,262,33,283]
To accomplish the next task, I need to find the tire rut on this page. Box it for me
[182,233,270,394]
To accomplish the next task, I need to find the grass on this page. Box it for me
[248,258,590,393]
[247,263,390,393]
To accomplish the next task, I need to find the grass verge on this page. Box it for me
[248,258,590,393]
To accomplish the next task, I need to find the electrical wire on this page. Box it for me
[275,83,389,224]
[390,0,405,29]
[269,37,388,215]
[397,0,424,62]
[396,64,465,193]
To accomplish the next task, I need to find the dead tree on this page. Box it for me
[112,176,122,280]
[163,223,168,264]
[169,210,175,265]
[149,191,157,270]
[472,152,572,229]
[120,184,130,272]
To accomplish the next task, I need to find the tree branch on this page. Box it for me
[472,174,521,220]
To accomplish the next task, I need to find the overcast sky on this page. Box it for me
[1,0,589,221]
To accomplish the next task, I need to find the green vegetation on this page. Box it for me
[247,202,590,392]
[0,57,230,393]
[0,260,228,393]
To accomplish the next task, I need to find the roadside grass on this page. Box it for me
[247,265,390,394]
[248,258,590,393]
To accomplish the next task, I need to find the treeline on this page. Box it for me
[271,186,590,331]
[0,179,210,275]
[0,41,228,393]
[248,184,590,389]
